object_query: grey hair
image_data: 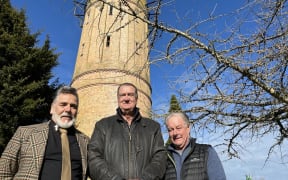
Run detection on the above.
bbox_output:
[53,86,79,104]
[165,112,190,127]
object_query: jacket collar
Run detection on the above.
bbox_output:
[116,107,141,123]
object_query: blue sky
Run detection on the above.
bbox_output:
[10,0,288,179]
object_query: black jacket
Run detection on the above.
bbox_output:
[88,108,166,180]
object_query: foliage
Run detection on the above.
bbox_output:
[168,94,182,113]
[0,0,60,153]
[246,175,253,180]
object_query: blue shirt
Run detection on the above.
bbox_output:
[169,140,226,180]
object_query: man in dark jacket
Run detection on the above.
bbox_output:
[163,112,226,180]
[88,82,166,180]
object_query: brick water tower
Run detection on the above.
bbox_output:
[71,0,151,136]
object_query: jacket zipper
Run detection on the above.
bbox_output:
[167,152,176,168]
[128,125,132,178]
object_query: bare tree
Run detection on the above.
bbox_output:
[74,0,288,162]
[147,0,288,162]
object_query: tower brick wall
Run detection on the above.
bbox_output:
[71,0,151,136]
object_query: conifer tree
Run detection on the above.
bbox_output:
[168,94,182,113]
[0,0,60,153]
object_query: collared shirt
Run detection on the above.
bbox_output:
[39,121,82,180]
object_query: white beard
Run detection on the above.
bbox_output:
[52,112,75,129]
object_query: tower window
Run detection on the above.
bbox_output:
[106,35,111,47]
[109,5,113,15]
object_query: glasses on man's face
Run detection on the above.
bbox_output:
[118,93,136,98]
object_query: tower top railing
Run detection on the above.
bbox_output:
[73,0,158,27]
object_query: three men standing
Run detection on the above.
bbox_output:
[0,83,226,180]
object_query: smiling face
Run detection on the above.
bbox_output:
[117,84,138,114]
[50,93,78,129]
[166,114,191,150]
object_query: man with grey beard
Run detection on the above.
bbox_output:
[0,86,89,180]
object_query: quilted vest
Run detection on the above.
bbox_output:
[164,140,210,180]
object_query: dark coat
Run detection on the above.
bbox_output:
[88,108,167,180]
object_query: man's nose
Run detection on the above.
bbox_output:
[171,129,178,136]
[64,105,72,112]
